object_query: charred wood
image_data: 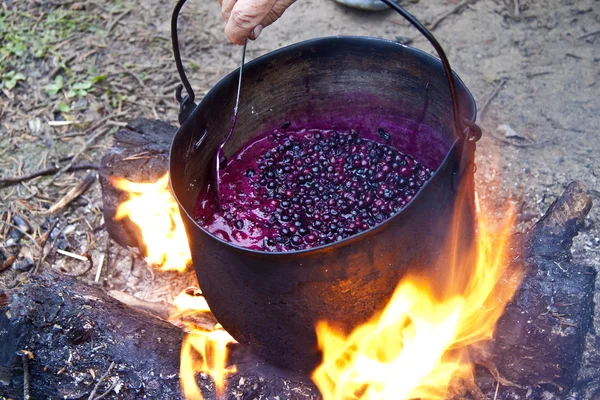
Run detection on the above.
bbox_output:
[474,182,597,399]
[99,118,176,250]
[0,274,320,399]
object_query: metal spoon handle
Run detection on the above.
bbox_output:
[234,39,247,117]
[213,39,248,207]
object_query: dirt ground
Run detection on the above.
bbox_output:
[1,0,599,397]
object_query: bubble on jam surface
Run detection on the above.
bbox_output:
[194,128,434,252]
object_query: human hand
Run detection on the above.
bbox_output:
[219,0,296,45]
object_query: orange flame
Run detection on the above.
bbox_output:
[171,289,236,400]
[110,173,234,398]
[110,173,191,272]
[180,330,237,399]
[312,188,523,399]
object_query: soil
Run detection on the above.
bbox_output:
[0,0,598,398]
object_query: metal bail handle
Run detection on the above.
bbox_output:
[172,0,196,124]
[171,0,482,166]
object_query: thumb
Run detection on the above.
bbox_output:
[225,0,279,45]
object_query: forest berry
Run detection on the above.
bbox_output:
[194,128,433,252]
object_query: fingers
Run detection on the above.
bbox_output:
[257,0,296,29]
[221,0,237,21]
[224,0,278,44]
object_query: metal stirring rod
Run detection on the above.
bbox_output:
[213,39,248,208]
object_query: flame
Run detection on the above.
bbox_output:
[110,173,235,398]
[111,170,522,399]
[180,330,237,399]
[171,289,236,400]
[312,186,523,399]
[173,289,211,313]
[110,173,191,272]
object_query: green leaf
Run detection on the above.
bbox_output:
[72,80,93,90]
[3,72,25,90]
[45,75,64,96]
[91,74,107,83]
[57,102,71,112]
[67,89,77,98]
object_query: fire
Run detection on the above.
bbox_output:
[171,289,236,400]
[111,173,235,398]
[111,170,521,399]
[110,173,191,272]
[312,188,523,399]
[180,330,237,399]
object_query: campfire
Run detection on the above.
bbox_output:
[0,119,596,400]
[108,160,522,399]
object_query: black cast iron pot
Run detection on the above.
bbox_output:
[169,0,482,373]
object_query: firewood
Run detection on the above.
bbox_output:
[473,182,597,399]
[0,273,320,399]
[99,118,176,250]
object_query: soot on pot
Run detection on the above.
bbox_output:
[194,127,434,252]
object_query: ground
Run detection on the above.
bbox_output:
[0,0,598,396]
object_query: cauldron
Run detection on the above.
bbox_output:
[169,0,482,373]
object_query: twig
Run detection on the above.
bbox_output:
[106,9,131,36]
[45,127,109,187]
[513,0,520,18]
[56,249,89,262]
[94,381,117,400]
[46,172,97,214]
[22,353,31,400]
[488,132,555,148]
[1,256,16,272]
[429,0,478,31]
[108,291,175,319]
[479,79,506,118]
[58,248,94,277]
[0,163,98,186]
[49,54,76,80]
[88,362,115,400]
[32,220,59,274]
[34,225,66,275]
[36,219,59,248]
[94,254,105,282]
[578,29,600,40]
[57,112,128,138]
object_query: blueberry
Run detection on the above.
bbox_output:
[378,127,391,141]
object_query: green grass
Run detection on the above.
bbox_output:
[0,6,99,89]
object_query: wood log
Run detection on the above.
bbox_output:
[99,118,176,250]
[473,182,597,399]
[0,273,320,399]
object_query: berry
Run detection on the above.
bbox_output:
[194,128,432,252]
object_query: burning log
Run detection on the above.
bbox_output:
[0,273,320,399]
[99,118,176,250]
[2,176,596,399]
[472,182,597,399]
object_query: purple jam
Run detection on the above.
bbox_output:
[194,128,434,252]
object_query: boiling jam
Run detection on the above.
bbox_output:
[194,127,433,252]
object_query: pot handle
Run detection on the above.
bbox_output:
[171,0,197,124]
[171,0,482,174]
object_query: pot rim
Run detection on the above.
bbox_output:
[170,35,477,257]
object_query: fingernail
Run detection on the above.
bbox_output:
[251,24,263,40]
